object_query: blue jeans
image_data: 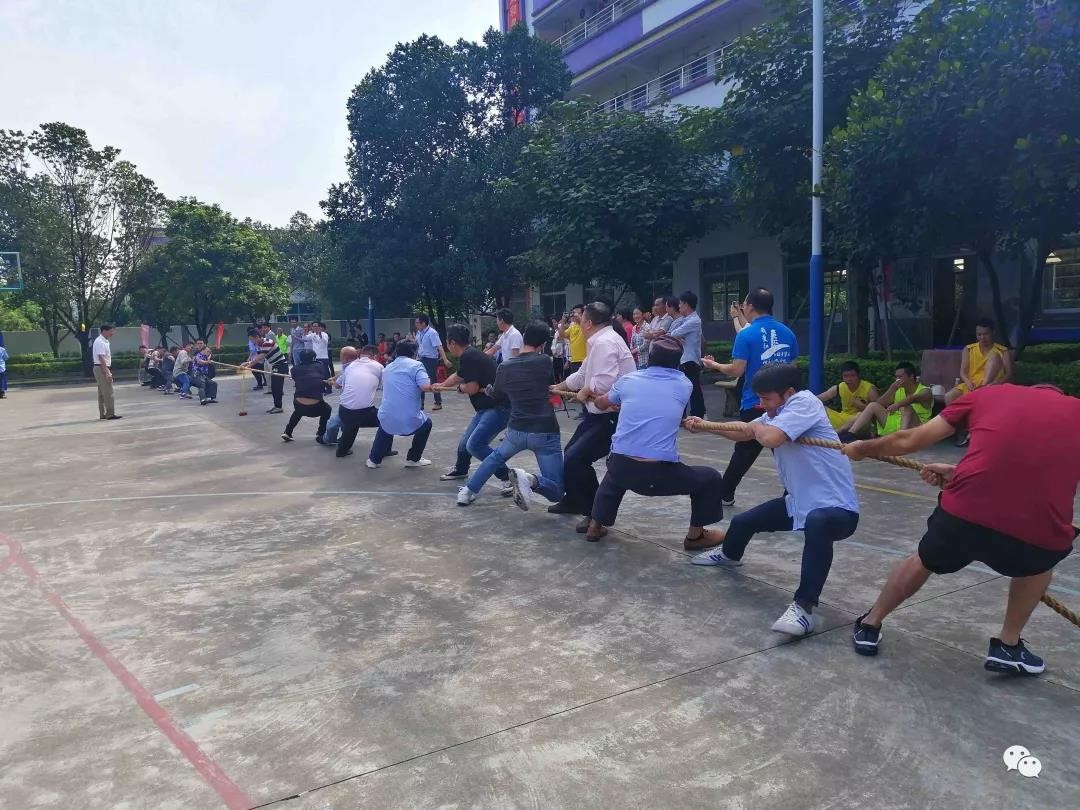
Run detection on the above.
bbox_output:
[453,408,510,480]
[721,497,859,607]
[174,372,191,395]
[325,409,342,443]
[466,429,564,502]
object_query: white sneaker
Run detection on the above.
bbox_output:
[365,459,380,469]
[770,602,815,637]
[509,468,536,512]
[457,486,477,506]
[404,458,432,468]
[500,481,515,497]
[691,547,743,567]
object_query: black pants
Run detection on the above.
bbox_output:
[681,361,705,418]
[721,407,765,499]
[552,356,566,383]
[592,454,725,528]
[285,399,331,437]
[337,404,381,457]
[270,360,287,408]
[316,359,332,393]
[252,366,265,388]
[560,411,618,515]
[419,357,442,407]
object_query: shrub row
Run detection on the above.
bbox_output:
[6,350,251,378]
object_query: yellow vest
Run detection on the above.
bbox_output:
[566,323,587,363]
[966,342,1006,387]
[838,379,874,417]
[895,383,932,423]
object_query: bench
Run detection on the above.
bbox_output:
[919,347,1015,411]
[713,378,740,418]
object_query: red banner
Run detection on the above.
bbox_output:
[215,322,225,349]
[506,0,522,28]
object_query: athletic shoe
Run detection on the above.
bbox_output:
[955,432,971,448]
[691,547,743,567]
[984,638,1045,675]
[432,404,442,411]
[404,458,432,468]
[266,407,283,414]
[500,481,515,497]
[365,459,380,469]
[457,486,477,506]
[178,393,190,399]
[208,398,218,404]
[510,468,536,512]
[200,399,208,406]
[770,602,815,637]
[852,613,882,656]
[440,468,468,481]
[336,450,354,458]
[281,433,293,442]
[315,435,328,445]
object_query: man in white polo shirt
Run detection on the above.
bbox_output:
[485,308,523,365]
[93,324,121,420]
[334,345,385,458]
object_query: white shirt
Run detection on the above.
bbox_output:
[307,331,329,360]
[338,357,383,409]
[495,326,523,362]
[92,335,112,368]
[564,325,636,414]
[174,349,191,374]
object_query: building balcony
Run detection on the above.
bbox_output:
[553,0,649,53]
[593,41,732,113]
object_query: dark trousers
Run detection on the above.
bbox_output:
[560,411,618,515]
[552,356,566,383]
[722,497,860,607]
[337,404,381,457]
[591,454,725,528]
[270,360,287,408]
[317,359,332,393]
[190,374,217,402]
[722,407,765,498]
[419,357,442,407]
[285,399,331,437]
[252,366,265,388]
[681,360,705,418]
[370,418,433,463]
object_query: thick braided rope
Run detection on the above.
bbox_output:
[687,419,1080,629]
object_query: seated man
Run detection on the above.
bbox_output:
[456,322,564,510]
[367,340,435,469]
[844,384,1078,676]
[842,361,932,437]
[687,364,860,637]
[816,360,879,437]
[945,318,1012,405]
[585,337,726,546]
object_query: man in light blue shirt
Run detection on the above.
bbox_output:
[687,363,859,638]
[367,341,436,468]
[666,290,706,417]
[414,313,448,411]
[703,287,799,505]
[585,337,726,546]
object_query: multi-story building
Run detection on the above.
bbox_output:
[503,0,1080,347]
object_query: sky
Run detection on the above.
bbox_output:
[4,0,499,226]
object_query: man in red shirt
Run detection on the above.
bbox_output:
[843,384,1079,675]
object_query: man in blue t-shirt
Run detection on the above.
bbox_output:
[703,287,798,505]
[686,363,859,638]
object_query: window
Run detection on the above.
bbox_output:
[786,265,848,321]
[700,253,749,321]
[1044,248,1080,312]
[540,290,567,318]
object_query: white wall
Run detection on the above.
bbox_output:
[642,0,707,34]
[672,223,785,318]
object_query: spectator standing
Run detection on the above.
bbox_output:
[93,325,120,420]
[0,330,8,398]
[667,291,706,418]
[415,313,449,410]
[485,308,524,365]
[630,306,649,369]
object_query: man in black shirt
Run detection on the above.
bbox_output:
[434,324,513,492]
[456,322,565,511]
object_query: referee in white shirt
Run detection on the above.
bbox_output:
[93,324,121,420]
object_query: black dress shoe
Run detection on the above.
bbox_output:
[106,415,123,420]
[386,450,399,457]
[547,500,579,515]
[335,450,354,458]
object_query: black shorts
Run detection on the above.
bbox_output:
[917,506,1072,577]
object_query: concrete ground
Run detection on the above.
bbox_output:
[0,376,1077,809]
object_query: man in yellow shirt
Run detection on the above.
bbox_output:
[558,305,588,373]
[817,361,880,437]
[945,318,1012,405]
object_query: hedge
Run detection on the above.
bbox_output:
[5,349,251,378]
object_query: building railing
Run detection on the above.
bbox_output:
[593,41,734,114]
[553,0,647,53]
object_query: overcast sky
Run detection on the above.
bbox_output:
[4,0,498,226]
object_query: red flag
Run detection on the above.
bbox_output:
[214,321,225,349]
[139,323,150,348]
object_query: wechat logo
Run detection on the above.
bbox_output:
[1003,746,1042,778]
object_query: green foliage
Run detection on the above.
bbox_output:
[0,294,43,331]
[515,101,730,306]
[130,199,289,340]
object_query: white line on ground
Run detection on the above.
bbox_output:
[154,683,201,701]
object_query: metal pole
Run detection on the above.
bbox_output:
[809,0,825,393]
[367,297,376,349]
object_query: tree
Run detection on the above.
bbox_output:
[514,100,730,307]
[0,294,42,331]
[131,199,288,341]
[827,0,1080,351]
[0,124,165,372]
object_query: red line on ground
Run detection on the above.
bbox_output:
[0,535,252,810]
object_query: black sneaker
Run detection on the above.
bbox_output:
[439,467,468,481]
[315,435,327,445]
[281,433,293,442]
[852,613,881,656]
[985,638,1045,675]
[954,432,970,448]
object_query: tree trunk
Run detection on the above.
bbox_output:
[77,330,94,377]
[976,249,1011,344]
[1014,242,1048,358]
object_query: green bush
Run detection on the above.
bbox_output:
[1019,342,1080,363]
[1013,361,1080,397]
